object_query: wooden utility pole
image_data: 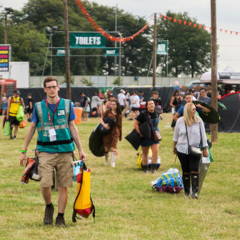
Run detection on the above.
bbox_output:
[211,0,218,143]
[4,14,7,44]
[63,0,71,99]
[152,13,157,87]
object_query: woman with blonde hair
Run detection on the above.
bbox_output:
[173,103,208,199]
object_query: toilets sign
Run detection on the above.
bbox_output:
[70,33,106,48]
[157,40,168,55]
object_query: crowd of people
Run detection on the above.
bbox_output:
[1,77,231,226]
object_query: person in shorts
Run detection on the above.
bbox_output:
[128,91,140,120]
[6,90,25,139]
[19,76,86,226]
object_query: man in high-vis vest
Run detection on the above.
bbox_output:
[6,90,25,139]
[19,76,86,226]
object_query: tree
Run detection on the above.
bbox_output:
[21,0,153,76]
[157,11,211,77]
[7,22,48,75]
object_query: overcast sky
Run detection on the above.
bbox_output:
[1,0,240,72]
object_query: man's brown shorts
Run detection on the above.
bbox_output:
[38,152,74,188]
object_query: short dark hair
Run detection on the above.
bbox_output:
[184,93,192,98]
[43,76,58,88]
[189,89,194,93]
[200,88,207,92]
[146,99,155,108]
[27,93,32,96]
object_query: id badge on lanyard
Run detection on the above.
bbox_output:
[49,128,57,142]
[46,98,60,142]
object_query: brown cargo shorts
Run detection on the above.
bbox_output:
[38,152,74,188]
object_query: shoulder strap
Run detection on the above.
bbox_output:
[147,112,155,133]
[199,122,203,145]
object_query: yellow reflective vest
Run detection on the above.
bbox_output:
[9,96,22,117]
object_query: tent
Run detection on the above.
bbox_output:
[200,67,240,85]
[218,92,240,132]
[200,71,240,85]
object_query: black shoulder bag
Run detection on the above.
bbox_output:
[185,122,202,157]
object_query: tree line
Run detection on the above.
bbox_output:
[0,0,211,77]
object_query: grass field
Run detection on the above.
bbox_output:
[0,113,239,240]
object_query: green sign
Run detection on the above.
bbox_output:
[56,48,71,56]
[105,48,119,56]
[157,40,168,55]
[70,32,106,48]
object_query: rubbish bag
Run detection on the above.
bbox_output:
[16,105,25,122]
[3,121,11,136]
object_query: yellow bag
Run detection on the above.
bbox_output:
[137,149,161,169]
[72,162,95,222]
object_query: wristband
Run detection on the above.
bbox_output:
[19,149,27,153]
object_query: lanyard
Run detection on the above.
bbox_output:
[46,98,60,125]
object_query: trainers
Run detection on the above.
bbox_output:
[151,169,157,174]
[10,134,13,139]
[43,204,54,225]
[111,162,115,168]
[56,215,65,226]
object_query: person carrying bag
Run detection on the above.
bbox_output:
[173,103,208,199]
[134,99,161,174]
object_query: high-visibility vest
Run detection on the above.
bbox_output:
[9,96,21,117]
[36,98,75,153]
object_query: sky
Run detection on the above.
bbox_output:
[1,0,240,73]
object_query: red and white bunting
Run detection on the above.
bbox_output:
[159,14,240,36]
[74,0,152,43]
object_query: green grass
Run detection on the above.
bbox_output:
[0,114,239,240]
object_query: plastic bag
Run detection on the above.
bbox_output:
[73,160,82,182]
[16,105,25,122]
[3,121,11,136]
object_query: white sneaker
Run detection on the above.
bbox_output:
[111,162,115,168]
[104,160,108,165]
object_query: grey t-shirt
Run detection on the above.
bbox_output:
[199,96,211,105]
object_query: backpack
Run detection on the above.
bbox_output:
[72,161,95,222]
[152,168,183,193]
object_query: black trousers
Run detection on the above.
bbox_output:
[177,151,201,174]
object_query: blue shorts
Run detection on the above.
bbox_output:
[141,137,160,146]
[2,103,7,109]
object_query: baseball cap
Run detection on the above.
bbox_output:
[14,90,20,94]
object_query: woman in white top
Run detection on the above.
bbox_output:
[128,91,140,120]
[91,93,102,116]
[173,103,208,199]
